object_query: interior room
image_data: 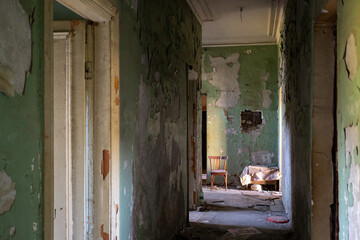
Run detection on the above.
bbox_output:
[0,0,358,239]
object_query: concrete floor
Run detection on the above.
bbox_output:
[175,186,293,240]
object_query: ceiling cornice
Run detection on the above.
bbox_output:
[186,0,215,24]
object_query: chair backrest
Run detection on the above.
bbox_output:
[209,156,228,171]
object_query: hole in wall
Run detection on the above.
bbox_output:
[240,110,263,132]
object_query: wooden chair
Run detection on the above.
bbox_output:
[209,156,228,191]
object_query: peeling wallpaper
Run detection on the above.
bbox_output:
[337,0,360,239]
[0,0,44,239]
[201,45,279,185]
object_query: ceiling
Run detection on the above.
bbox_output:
[187,0,285,46]
[316,0,337,24]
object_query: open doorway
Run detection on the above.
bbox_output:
[44,0,119,239]
[201,94,207,177]
[183,0,291,239]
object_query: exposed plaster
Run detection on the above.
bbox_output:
[0,171,16,215]
[0,63,15,97]
[261,90,272,109]
[345,126,360,240]
[9,226,16,237]
[261,72,270,81]
[0,0,32,95]
[345,33,358,81]
[204,53,240,109]
[32,222,37,232]
[251,119,266,142]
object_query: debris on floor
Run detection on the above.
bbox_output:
[267,216,290,224]
[177,186,292,240]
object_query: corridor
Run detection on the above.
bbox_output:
[0,0,359,239]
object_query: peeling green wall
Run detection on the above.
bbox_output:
[337,0,360,239]
[279,0,328,238]
[201,45,279,184]
[0,0,44,239]
[118,0,201,239]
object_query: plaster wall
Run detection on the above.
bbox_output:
[312,25,336,240]
[279,0,329,238]
[337,0,360,239]
[201,45,279,185]
[0,0,44,239]
[279,0,312,238]
[117,0,202,239]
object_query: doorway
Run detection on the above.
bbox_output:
[44,0,120,239]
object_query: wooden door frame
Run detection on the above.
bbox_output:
[44,0,120,239]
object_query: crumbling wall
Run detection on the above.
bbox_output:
[118,0,201,239]
[337,0,360,239]
[0,0,44,239]
[311,25,336,240]
[279,0,328,238]
[201,45,279,185]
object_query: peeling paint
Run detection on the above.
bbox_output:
[204,53,240,109]
[9,226,16,237]
[0,171,16,215]
[224,127,237,135]
[100,224,109,240]
[345,33,358,81]
[101,149,110,180]
[0,0,32,95]
[261,72,270,81]
[261,90,272,109]
[202,45,278,185]
[32,222,37,232]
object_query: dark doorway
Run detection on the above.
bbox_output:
[201,94,207,171]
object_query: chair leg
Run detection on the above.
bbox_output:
[225,173,227,191]
[211,175,214,191]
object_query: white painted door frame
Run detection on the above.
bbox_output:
[44,0,120,239]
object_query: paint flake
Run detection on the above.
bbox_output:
[203,53,241,109]
[0,0,32,95]
[9,226,15,237]
[0,171,16,215]
[261,90,272,109]
[345,33,358,81]
[345,125,360,240]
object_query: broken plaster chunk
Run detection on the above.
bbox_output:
[345,125,359,167]
[0,171,16,215]
[0,0,32,95]
[345,33,358,81]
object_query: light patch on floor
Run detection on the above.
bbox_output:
[177,187,292,240]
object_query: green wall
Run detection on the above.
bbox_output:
[202,45,279,184]
[337,0,360,239]
[0,0,44,239]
